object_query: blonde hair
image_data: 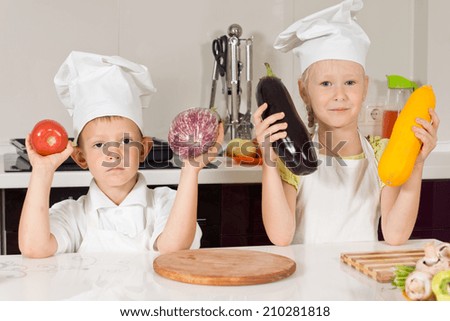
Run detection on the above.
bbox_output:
[300,66,315,129]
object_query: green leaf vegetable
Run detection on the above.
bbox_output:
[391,265,415,290]
[367,135,390,163]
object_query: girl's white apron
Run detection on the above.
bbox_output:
[294,131,381,244]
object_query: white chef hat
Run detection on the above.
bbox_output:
[54,51,157,143]
[274,0,370,75]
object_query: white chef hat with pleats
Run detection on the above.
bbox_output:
[274,0,370,75]
[54,51,157,143]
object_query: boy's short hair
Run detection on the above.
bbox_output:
[77,115,144,147]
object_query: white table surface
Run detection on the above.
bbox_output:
[0,239,435,301]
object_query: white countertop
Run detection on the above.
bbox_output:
[0,239,434,300]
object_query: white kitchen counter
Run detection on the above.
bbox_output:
[0,239,436,300]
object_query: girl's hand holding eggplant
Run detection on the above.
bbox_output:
[253,103,287,163]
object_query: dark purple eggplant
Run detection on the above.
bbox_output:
[256,63,317,175]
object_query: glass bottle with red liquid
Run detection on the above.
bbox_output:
[382,75,418,138]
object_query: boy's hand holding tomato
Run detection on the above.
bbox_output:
[27,119,73,171]
[30,119,69,155]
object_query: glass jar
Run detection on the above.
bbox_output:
[382,75,417,138]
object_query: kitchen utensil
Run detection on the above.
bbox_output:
[245,38,253,115]
[212,36,227,77]
[209,36,227,109]
[209,60,219,109]
[340,249,424,282]
[229,34,240,139]
[236,37,254,140]
[153,248,296,286]
[10,138,76,165]
[209,24,253,141]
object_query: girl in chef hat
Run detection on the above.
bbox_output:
[253,0,439,245]
[19,51,222,257]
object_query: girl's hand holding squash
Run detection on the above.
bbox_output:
[413,108,440,165]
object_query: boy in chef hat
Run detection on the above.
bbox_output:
[19,51,222,257]
[253,0,439,245]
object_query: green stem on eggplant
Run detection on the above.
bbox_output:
[264,62,276,78]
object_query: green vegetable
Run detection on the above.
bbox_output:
[367,135,389,162]
[392,265,415,290]
[431,270,450,301]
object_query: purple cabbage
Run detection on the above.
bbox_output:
[168,107,220,159]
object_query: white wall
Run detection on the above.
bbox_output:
[118,0,294,139]
[0,0,118,140]
[427,0,450,141]
[0,0,447,144]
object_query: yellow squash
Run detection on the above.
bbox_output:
[378,85,436,186]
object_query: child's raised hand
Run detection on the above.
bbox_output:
[25,134,74,172]
[412,108,440,164]
[253,103,288,160]
[183,123,224,170]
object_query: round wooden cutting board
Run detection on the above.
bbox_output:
[153,248,296,286]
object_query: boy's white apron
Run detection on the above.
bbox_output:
[78,204,151,253]
[294,132,381,244]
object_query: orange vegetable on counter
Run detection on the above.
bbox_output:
[378,85,436,186]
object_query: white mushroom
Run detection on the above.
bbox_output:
[415,242,449,275]
[405,271,434,301]
[436,242,450,263]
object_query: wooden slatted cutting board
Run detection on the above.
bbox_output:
[340,249,424,283]
[153,248,296,286]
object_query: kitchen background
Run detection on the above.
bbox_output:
[0,0,448,145]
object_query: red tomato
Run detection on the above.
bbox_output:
[30,119,69,156]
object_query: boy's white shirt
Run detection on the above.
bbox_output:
[49,173,202,253]
[294,131,381,244]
